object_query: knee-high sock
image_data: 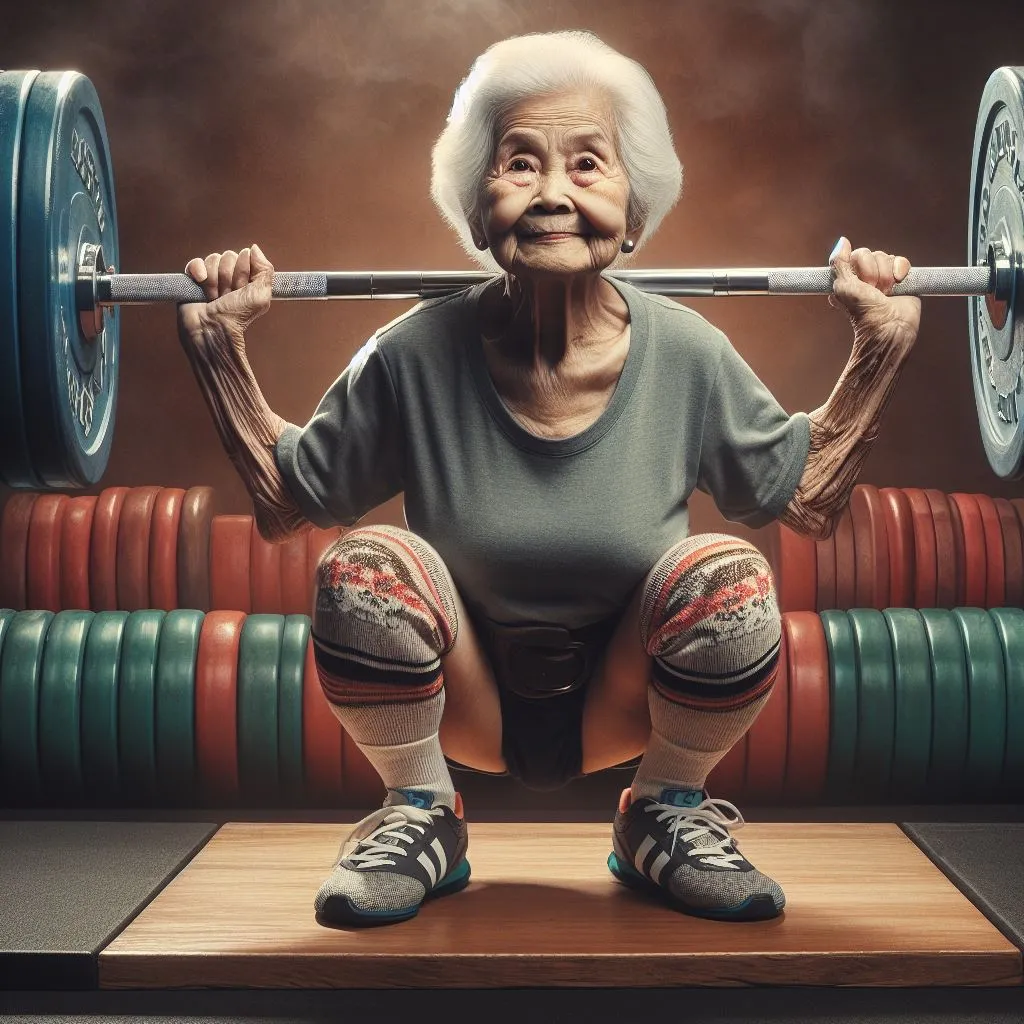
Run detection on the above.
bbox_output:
[312,526,458,809]
[631,533,780,800]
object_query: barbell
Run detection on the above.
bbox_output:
[1,66,1023,490]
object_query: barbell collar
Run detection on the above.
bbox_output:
[89,263,996,312]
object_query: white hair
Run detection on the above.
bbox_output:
[430,31,684,273]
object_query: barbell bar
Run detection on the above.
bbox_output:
[2,66,1024,491]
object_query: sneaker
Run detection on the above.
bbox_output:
[608,787,785,921]
[314,790,470,926]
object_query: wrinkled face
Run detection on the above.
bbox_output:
[471,88,637,279]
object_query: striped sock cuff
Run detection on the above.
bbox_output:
[314,633,444,706]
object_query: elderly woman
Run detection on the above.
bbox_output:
[177,31,919,926]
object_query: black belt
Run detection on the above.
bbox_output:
[475,614,614,700]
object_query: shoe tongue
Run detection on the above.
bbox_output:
[659,787,704,808]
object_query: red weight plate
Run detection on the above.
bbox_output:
[706,731,747,804]
[815,534,837,611]
[903,488,938,607]
[116,486,160,611]
[306,525,343,586]
[994,497,1024,607]
[209,515,252,613]
[303,632,343,801]
[833,505,857,609]
[973,494,1005,609]
[742,629,788,804]
[946,494,967,607]
[59,496,97,610]
[194,609,243,802]
[178,486,215,612]
[341,725,386,809]
[924,490,958,608]
[948,493,987,608]
[149,488,184,611]
[279,529,311,615]
[768,523,816,613]
[879,487,916,608]
[89,487,128,611]
[26,494,68,611]
[0,493,38,610]
[782,611,830,802]
[250,519,283,614]
[850,484,890,610]
[1012,499,1024,540]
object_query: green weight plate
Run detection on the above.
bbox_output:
[952,607,1006,792]
[0,71,43,488]
[279,615,309,795]
[920,608,969,799]
[848,609,896,799]
[18,71,119,488]
[238,614,283,802]
[988,607,1024,797]
[155,609,203,804]
[38,609,93,800]
[0,610,53,802]
[968,66,1024,480]
[821,611,858,801]
[882,609,932,801]
[81,610,127,801]
[118,610,165,801]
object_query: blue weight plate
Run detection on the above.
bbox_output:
[0,71,43,488]
[18,71,119,488]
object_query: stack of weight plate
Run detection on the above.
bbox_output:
[768,484,1024,612]
[0,608,383,808]
[0,486,216,612]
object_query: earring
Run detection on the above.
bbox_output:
[621,239,635,254]
[475,237,489,251]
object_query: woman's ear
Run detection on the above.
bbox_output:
[469,217,488,251]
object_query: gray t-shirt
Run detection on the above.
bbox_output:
[275,276,810,629]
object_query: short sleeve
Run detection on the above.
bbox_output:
[274,334,405,528]
[696,335,810,527]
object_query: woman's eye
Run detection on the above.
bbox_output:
[508,158,531,172]
[578,157,598,171]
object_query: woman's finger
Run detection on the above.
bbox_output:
[218,250,238,297]
[203,253,221,301]
[232,247,251,291]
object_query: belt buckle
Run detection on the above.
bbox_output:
[504,624,587,699]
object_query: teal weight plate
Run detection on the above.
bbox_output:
[0,610,53,802]
[118,610,165,802]
[848,609,896,799]
[988,608,1024,798]
[882,609,932,801]
[0,71,42,488]
[821,611,858,801]
[920,608,969,799]
[238,614,283,802]
[81,610,128,801]
[38,609,93,800]
[279,615,309,796]
[155,609,203,804]
[952,607,1006,792]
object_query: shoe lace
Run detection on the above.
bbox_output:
[644,795,746,869]
[338,805,444,870]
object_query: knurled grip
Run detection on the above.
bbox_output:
[107,272,330,303]
[767,265,992,296]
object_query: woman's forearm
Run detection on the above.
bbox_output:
[779,332,913,540]
[181,319,308,542]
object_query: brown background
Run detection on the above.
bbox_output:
[4,0,1024,545]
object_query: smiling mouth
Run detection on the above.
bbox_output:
[521,232,581,240]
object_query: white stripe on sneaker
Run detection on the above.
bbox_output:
[430,837,447,878]
[417,850,438,886]
[634,835,657,875]
[649,850,670,885]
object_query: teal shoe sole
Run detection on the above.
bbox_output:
[317,857,472,927]
[607,851,782,922]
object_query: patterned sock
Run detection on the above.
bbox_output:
[313,526,459,809]
[631,533,780,801]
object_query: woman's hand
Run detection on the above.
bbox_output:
[828,237,921,356]
[176,243,274,347]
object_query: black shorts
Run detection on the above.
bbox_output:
[444,610,642,791]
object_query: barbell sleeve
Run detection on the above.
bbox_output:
[95,264,995,306]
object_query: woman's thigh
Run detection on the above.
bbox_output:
[437,583,507,773]
[580,582,653,774]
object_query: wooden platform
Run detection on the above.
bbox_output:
[99,822,1023,989]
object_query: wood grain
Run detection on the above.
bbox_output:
[99,822,1021,989]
